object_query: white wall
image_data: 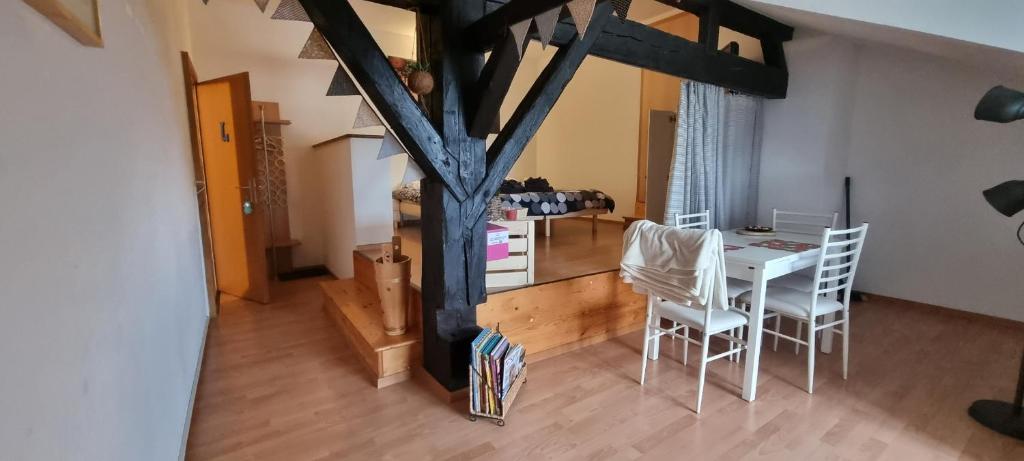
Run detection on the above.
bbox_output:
[186,0,415,267]
[533,51,643,221]
[318,138,395,278]
[759,31,1024,321]
[1,1,209,459]
[757,32,859,221]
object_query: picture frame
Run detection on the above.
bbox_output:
[23,0,103,48]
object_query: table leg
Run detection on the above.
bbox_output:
[820,313,835,354]
[742,268,767,401]
[545,218,552,237]
[820,275,838,354]
[647,296,660,361]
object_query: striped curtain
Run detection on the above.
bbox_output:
[664,81,763,229]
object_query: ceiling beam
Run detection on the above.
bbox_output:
[651,0,793,41]
[550,18,787,98]
[468,0,575,51]
[359,0,438,12]
[466,32,526,138]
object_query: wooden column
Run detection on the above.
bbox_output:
[417,0,488,391]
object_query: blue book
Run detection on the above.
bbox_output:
[470,329,493,413]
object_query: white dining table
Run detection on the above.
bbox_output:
[646,229,832,402]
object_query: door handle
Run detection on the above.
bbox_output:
[220,122,230,142]
[237,177,258,215]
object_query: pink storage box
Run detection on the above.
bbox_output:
[486,223,510,261]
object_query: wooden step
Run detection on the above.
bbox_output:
[321,278,421,388]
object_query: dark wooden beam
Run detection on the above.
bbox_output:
[549,18,787,98]
[297,0,468,201]
[361,0,438,12]
[651,0,793,41]
[468,0,573,51]
[467,32,525,138]
[761,39,787,71]
[697,0,721,51]
[472,2,614,221]
[418,0,491,391]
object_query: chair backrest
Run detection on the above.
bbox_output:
[772,208,839,235]
[674,210,710,230]
[809,223,869,312]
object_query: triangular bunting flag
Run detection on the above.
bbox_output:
[327,65,360,96]
[272,0,311,22]
[254,0,270,13]
[352,100,383,128]
[377,131,406,160]
[401,156,427,185]
[533,7,561,49]
[509,19,531,59]
[298,29,335,60]
[566,0,596,37]
[611,0,632,21]
[202,0,209,4]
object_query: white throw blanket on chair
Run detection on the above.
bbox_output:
[619,220,729,311]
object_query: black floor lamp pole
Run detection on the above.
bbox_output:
[969,85,1024,440]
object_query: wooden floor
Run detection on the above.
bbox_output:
[397,217,625,289]
[186,278,1024,460]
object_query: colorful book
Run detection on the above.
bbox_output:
[470,328,492,413]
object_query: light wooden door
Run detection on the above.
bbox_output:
[196,73,270,304]
[645,110,677,223]
[181,52,219,316]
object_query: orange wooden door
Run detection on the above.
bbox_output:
[196,73,270,303]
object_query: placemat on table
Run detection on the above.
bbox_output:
[724,244,744,252]
[749,239,819,252]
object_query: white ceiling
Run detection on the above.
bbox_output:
[735,0,1024,76]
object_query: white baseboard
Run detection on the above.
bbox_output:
[178,317,210,461]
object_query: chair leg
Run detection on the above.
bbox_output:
[807,316,816,394]
[640,323,651,386]
[729,328,738,362]
[773,315,781,351]
[842,312,850,380]
[696,332,711,414]
[640,300,654,385]
[795,321,802,355]
[683,326,690,367]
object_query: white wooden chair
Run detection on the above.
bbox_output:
[639,294,749,414]
[769,209,839,291]
[674,211,751,360]
[739,223,869,394]
[772,208,840,236]
[768,209,840,353]
[674,210,711,230]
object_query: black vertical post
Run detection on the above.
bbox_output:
[418,0,488,391]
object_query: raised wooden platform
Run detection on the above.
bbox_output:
[321,278,421,388]
[328,241,644,393]
[476,271,647,361]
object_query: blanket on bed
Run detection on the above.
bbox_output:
[392,182,615,217]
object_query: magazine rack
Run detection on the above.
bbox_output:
[468,364,527,426]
